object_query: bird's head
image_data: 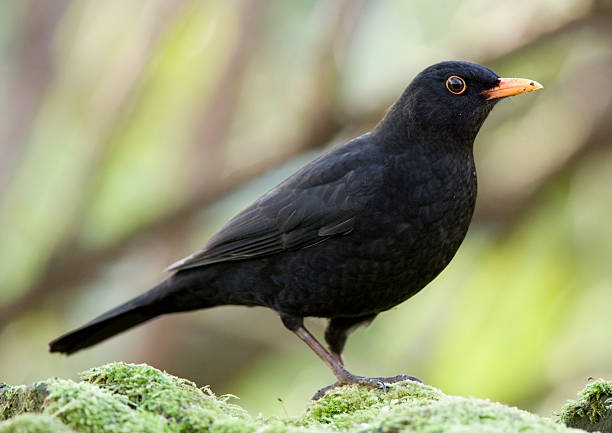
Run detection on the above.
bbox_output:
[375,61,543,149]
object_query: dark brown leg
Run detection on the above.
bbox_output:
[293,326,421,399]
[332,353,345,366]
[281,315,421,399]
[294,326,358,382]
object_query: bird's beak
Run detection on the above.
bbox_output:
[481,78,543,100]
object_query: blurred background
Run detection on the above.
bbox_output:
[1,0,611,418]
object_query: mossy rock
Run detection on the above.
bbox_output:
[0,362,594,433]
[557,379,612,432]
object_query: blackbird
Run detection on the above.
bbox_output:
[49,61,542,395]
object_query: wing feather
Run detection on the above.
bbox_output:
[166,136,384,272]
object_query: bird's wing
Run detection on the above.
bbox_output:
[166,141,384,271]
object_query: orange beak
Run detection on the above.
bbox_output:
[482,78,543,100]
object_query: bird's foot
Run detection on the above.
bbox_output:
[372,374,423,384]
[311,374,423,400]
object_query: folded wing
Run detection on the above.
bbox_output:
[167,140,384,272]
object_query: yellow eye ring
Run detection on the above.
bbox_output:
[446,76,466,95]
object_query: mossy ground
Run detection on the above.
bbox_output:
[557,379,612,432]
[0,362,597,433]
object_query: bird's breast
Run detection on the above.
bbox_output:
[329,149,478,312]
[268,148,478,318]
[375,149,477,263]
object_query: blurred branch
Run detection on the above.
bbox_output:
[54,0,194,245]
[472,2,612,224]
[185,0,262,191]
[481,1,612,64]
[0,0,70,197]
[477,56,612,227]
[0,0,192,328]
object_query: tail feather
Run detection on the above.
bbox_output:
[49,277,191,354]
[49,303,158,354]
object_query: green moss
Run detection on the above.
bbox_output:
[0,364,263,433]
[301,381,442,425]
[0,414,75,433]
[44,378,167,433]
[558,379,612,432]
[0,383,48,421]
[0,363,586,433]
[296,382,574,433]
[79,363,253,432]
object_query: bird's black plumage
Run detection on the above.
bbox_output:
[49,61,542,394]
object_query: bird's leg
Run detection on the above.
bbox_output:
[332,353,345,366]
[293,326,357,382]
[293,326,421,399]
[324,314,378,366]
[282,315,421,399]
[282,315,359,382]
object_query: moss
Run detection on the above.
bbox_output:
[0,414,75,433]
[296,382,575,433]
[44,378,167,433]
[0,382,49,420]
[0,363,586,433]
[79,363,253,433]
[300,381,442,425]
[558,379,612,432]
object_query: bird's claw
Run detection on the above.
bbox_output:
[311,374,422,400]
[374,374,423,384]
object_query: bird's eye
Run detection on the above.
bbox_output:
[445,76,466,95]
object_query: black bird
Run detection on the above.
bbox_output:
[50,61,542,395]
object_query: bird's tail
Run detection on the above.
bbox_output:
[49,273,205,354]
